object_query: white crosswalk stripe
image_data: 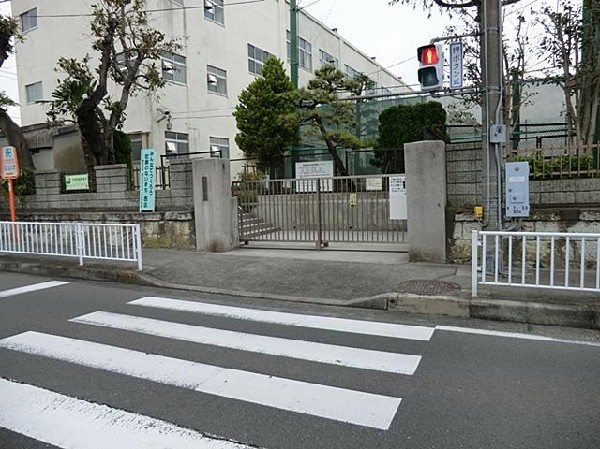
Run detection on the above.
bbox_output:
[0,378,256,449]
[0,281,69,298]
[129,296,434,341]
[1,293,433,446]
[0,331,402,429]
[70,311,422,374]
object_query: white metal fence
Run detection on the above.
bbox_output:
[471,230,600,297]
[0,222,142,270]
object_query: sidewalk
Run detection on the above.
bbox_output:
[1,243,599,330]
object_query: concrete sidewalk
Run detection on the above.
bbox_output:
[1,244,599,330]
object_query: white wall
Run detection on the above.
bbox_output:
[12,0,411,177]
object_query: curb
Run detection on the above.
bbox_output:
[382,292,600,330]
[2,259,598,330]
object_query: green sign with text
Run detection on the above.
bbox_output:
[65,173,89,191]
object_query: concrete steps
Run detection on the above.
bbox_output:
[239,212,280,240]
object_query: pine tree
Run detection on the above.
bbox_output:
[234,58,298,178]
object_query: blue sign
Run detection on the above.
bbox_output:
[139,149,156,212]
[449,41,463,89]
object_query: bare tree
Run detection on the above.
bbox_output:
[534,0,599,146]
[48,0,180,171]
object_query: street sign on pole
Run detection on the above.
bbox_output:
[1,146,20,224]
[1,146,20,179]
[449,41,463,89]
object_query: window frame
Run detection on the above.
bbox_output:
[164,131,189,156]
[298,37,312,72]
[207,65,228,96]
[344,64,360,81]
[162,52,187,85]
[20,8,38,33]
[25,81,43,104]
[247,43,273,76]
[204,0,224,25]
[209,137,230,159]
[319,50,337,68]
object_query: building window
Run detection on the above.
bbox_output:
[25,81,43,104]
[165,131,189,156]
[248,44,272,76]
[21,8,37,33]
[298,37,312,72]
[286,31,312,71]
[344,64,360,80]
[207,65,227,96]
[128,133,148,162]
[204,0,224,25]
[209,137,229,159]
[319,50,337,68]
[162,52,187,84]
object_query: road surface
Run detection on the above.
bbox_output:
[0,272,598,449]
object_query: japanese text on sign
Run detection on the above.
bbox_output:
[449,41,463,89]
[139,149,156,212]
[1,146,20,179]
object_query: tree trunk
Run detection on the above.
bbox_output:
[0,109,36,172]
[76,99,104,171]
[316,120,350,177]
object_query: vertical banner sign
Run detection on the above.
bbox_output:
[389,175,407,220]
[1,146,21,223]
[449,41,463,89]
[139,149,156,212]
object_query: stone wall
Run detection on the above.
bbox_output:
[0,160,196,249]
[449,207,600,263]
[446,142,600,207]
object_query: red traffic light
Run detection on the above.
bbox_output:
[417,45,439,65]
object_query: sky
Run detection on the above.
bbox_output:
[0,0,451,123]
[301,0,449,86]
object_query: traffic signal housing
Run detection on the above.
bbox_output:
[417,44,443,92]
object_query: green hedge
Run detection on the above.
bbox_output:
[510,150,598,179]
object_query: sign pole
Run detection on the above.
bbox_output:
[7,178,16,222]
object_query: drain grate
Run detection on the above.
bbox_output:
[398,280,460,295]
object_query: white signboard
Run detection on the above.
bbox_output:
[366,177,383,191]
[449,41,463,89]
[295,161,333,192]
[389,175,407,220]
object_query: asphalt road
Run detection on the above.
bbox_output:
[1,272,599,449]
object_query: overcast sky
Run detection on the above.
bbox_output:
[0,0,450,123]
[302,0,448,86]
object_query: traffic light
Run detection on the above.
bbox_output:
[417,44,443,92]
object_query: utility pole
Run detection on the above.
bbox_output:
[481,0,504,231]
[290,0,299,89]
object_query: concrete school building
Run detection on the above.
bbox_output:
[10,0,411,176]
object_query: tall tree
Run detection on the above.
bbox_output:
[47,0,180,171]
[233,58,298,178]
[535,0,599,145]
[298,65,366,177]
[0,14,35,171]
[373,101,447,173]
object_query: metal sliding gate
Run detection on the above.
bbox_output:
[233,175,407,248]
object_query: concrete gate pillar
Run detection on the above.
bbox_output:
[404,140,447,263]
[192,158,235,252]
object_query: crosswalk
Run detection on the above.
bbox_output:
[0,279,434,448]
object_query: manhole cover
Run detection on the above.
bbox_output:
[398,280,460,295]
